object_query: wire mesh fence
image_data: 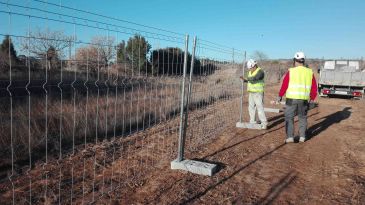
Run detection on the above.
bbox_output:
[182,40,244,158]
[0,0,247,204]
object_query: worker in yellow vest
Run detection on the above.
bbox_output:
[241,59,267,129]
[277,52,317,143]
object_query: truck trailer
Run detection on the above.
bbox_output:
[318,60,365,98]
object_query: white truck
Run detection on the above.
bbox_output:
[318,60,365,98]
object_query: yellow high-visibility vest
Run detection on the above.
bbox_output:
[247,67,264,93]
[286,66,313,100]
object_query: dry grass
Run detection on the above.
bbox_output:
[0,63,239,177]
[0,62,271,204]
[0,63,244,204]
[0,79,178,164]
[0,60,318,171]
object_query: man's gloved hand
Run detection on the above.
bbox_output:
[308,99,317,110]
[276,96,282,103]
[239,76,247,82]
[239,76,244,81]
[271,96,282,105]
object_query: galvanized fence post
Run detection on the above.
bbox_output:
[239,51,246,123]
[232,48,235,64]
[177,35,189,162]
[182,36,197,148]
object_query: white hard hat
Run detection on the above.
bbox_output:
[247,59,257,69]
[294,51,305,60]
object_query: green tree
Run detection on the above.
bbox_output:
[116,40,126,63]
[125,34,151,72]
[0,35,18,61]
[46,46,59,70]
[0,35,19,69]
[150,47,201,75]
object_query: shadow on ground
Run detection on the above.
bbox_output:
[181,143,286,204]
[307,107,351,140]
[254,171,297,205]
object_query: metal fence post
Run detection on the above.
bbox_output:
[182,36,197,147]
[232,48,235,64]
[177,34,189,162]
[239,51,246,123]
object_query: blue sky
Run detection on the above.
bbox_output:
[1,0,364,59]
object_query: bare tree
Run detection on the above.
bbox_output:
[250,50,268,61]
[20,27,74,60]
[91,36,116,66]
[75,46,99,72]
[75,36,116,72]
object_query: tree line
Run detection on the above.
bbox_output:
[0,28,215,76]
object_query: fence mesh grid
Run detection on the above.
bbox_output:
[183,40,243,158]
[0,1,253,204]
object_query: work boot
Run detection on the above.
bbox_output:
[285,138,294,143]
[299,137,306,143]
[261,123,268,130]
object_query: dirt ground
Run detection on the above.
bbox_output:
[1,83,365,205]
[114,84,365,205]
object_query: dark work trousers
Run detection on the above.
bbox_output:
[284,99,309,139]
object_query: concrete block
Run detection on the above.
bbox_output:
[270,101,286,105]
[264,107,282,113]
[171,159,217,176]
[236,122,263,129]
